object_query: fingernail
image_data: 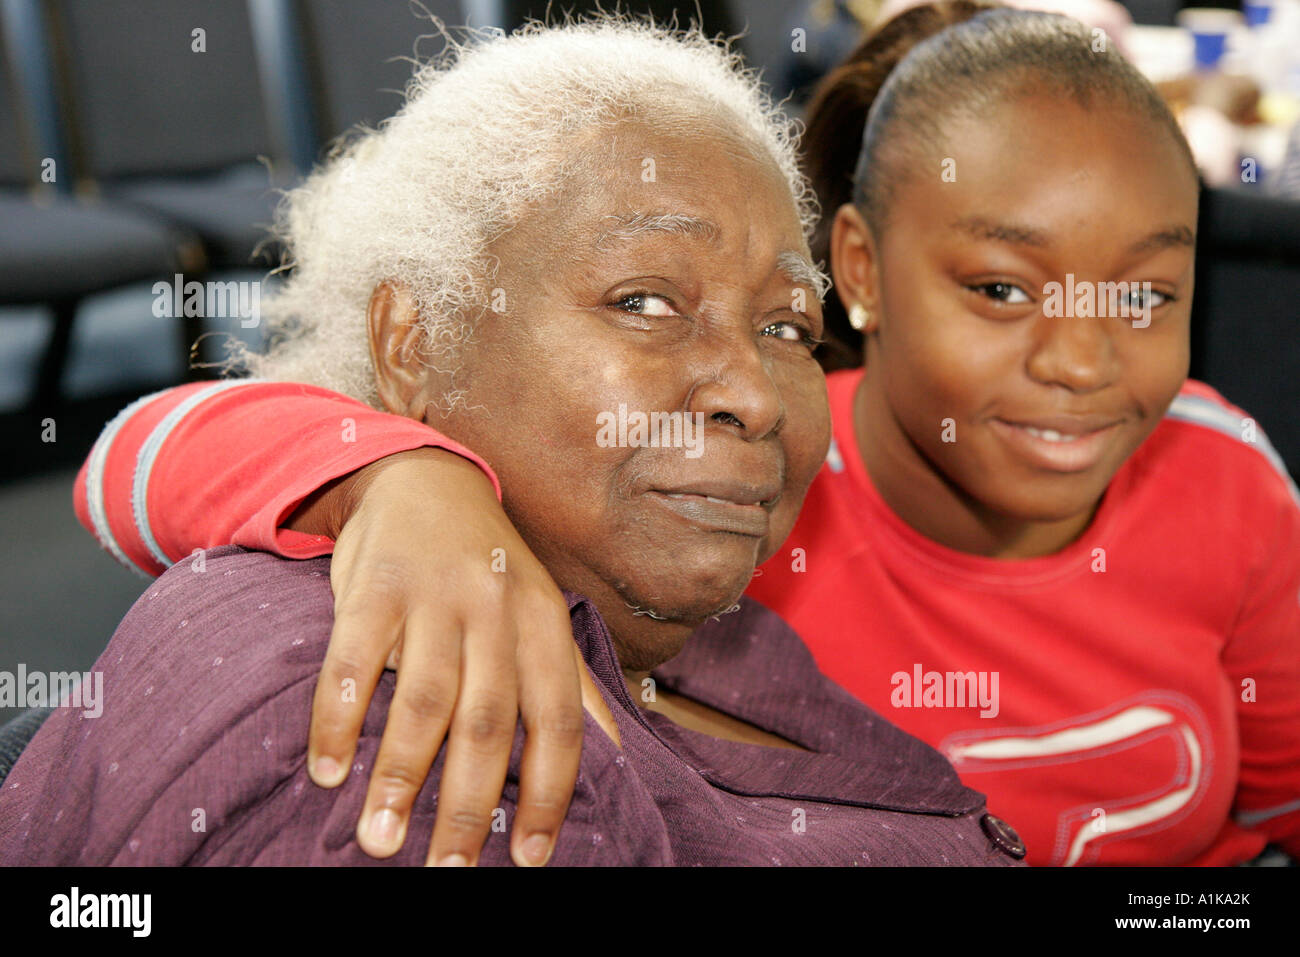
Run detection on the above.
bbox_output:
[367,808,401,847]
[312,755,342,785]
[436,853,470,866]
[520,833,552,867]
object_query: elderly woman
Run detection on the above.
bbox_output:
[0,19,1021,865]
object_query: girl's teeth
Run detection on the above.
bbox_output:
[1023,426,1076,443]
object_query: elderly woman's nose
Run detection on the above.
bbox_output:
[685,336,785,440]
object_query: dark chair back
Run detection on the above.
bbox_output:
[0,22,33,186]
[1191,186,1300,479]
[1117,0,1184,26]
[48,0,280,180]
[299,0,464,146]
[0,707,53,786]
[0,1,61,189]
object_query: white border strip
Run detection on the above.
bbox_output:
[131,380,261,568]
[1166,395,1300,507]
[85,389,174,572]
[1236,797,1300,828]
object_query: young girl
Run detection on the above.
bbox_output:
[74,7,1300,865]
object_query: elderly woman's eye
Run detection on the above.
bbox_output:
[613,293,679,317]
[970,281,1031,304]
[761,320,821,348]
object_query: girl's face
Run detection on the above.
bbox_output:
[840,93,1198,532]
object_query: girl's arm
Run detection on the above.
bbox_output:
[75,379,595,867]
[74,379,499,574]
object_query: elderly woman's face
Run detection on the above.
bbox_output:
[408,122,829,664]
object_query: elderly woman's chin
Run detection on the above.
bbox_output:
[614,536,760,626]
[595,488,802,632]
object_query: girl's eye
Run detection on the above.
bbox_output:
[613,293,679,318]
[1129,287,1171,310]
[761,320,822,349]
[971,281,1031,304]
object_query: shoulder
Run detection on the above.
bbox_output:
[1132,380,1298,514]
[5,551,670,864]
[1,548,335,863]
[114,547,338,713]
[140,550,336,845]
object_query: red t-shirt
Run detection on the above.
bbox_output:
[75,373,1300,865]
[748,369,1300,866]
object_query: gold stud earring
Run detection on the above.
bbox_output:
[849,303,872,332]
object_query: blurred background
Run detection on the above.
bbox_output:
[1,0,1297,723]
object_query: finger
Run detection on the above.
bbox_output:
[356,610,462,858]
[427,617,518,866]
[509,596,585,867]
[308,591,400,788]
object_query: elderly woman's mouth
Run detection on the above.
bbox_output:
[647,482,780,537]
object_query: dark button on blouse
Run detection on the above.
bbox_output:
[981,813,1027,859]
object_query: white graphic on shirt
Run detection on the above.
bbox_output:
[940,692,1211,866]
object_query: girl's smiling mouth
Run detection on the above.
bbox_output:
[989,416,1125,473]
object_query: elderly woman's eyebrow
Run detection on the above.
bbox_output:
[777,250,831,302]
[592,212,828,301]
[594,212,722,248]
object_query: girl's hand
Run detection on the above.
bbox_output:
[292,447,614,866]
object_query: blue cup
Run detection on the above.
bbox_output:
[1242,0,1273,28]
[1192,31,1228,69]
[1177,8,1245,72]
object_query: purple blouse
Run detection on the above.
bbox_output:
[0,547,1023,865]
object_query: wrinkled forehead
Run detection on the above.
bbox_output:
[535,114,808,253]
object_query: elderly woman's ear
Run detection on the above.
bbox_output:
[367,281,433,419]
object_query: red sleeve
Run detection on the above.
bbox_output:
[1222,458,1300,859]
[74,380,501,577]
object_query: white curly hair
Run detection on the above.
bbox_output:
[237,14,819,409]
